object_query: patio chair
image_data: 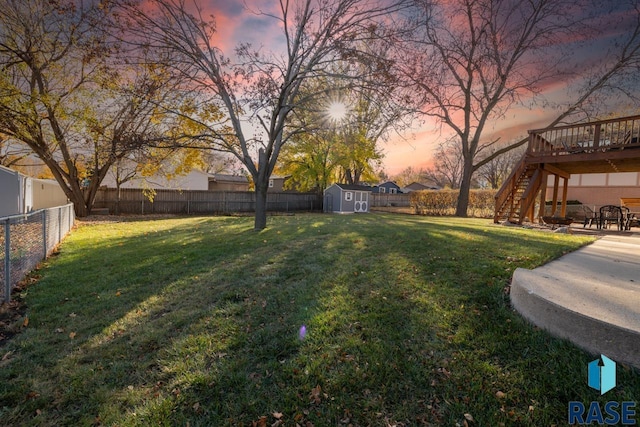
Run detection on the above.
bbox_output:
[599,205,623,231]
[620,206,632,230]
[581,205,598,228]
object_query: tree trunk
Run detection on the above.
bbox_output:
[254,183,268,230]
[455,157,474,217]
[72,196,90,217]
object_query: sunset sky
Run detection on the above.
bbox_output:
[200,0,638,176]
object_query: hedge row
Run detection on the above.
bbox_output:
[409,189,497,218]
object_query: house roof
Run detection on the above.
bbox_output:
[0,164,25,177]
[404,181,439,190]
[333,183,373,192]
[209,174,249,183]
[377,181,400,187]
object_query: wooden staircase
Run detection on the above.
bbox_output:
[494,156,544,224]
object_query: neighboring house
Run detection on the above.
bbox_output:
[0,165,30,217]
[102,169,249,192]
[372,181,402,194]
[209,174,250,191]
[268,175,290,192]
[323,183,372,214]
[402,181,440,193]
[31,178,69,210]
[0,165,68,217]
[545,172,640,209]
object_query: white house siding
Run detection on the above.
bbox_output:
[102,169,211,191]
[31,179,69,210]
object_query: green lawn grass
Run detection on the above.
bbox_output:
[0,213,638,426]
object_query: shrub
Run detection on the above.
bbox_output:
[410,189,497,218]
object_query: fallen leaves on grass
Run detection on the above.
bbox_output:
[309,385,322,404]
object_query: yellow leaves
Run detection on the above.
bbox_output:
[171,148,206,176]
[69,331,76,339]
[22,316,29,327]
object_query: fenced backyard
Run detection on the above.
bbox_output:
[93,188,323,215]
[0,204,75,303]
[2,214,637,426]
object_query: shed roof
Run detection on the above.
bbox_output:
[333,183,373,192]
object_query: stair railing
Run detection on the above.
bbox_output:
[518,168,543,223]
[494,155,527,222]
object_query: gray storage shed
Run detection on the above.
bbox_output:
[323,183,372,214]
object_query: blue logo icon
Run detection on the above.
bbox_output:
[588,354,616,395]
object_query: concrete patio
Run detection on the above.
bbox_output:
[511,233,640,369]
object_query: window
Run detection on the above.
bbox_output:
[379,187,386,193]
[345,191,353,201]
[390,188,397,194]
[268,179,274,188]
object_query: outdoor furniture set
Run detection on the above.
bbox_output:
[582,204,639,231]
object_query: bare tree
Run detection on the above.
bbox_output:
[397,0,640,216]
[119,0,409,229]
[424,139,464,189]
[475,142,526,189]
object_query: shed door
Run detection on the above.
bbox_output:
[354,192,368,213]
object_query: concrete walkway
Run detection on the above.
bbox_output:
[511,234,640,369]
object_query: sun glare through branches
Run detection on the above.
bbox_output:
[324,99,350,125]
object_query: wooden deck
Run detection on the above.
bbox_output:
[495,115,640,223]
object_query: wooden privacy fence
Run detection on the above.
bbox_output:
[370,193,411,207]
[94,188,323,215]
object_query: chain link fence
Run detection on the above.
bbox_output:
[0,204,75,303]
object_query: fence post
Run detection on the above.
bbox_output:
[4,220,10,304]
[42,209,47,258]
[58,207,62,243]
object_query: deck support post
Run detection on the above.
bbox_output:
[551,175,560,216]
[537,171,548,223]
[561,177,569,218]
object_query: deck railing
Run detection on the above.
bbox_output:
[528,115,640,156]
